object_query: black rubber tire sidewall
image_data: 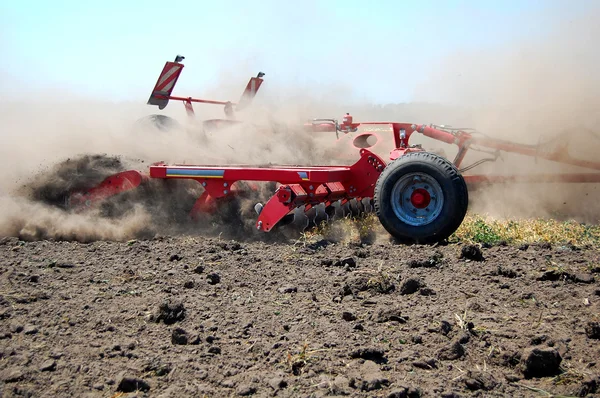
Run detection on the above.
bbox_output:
[374,152,468,244]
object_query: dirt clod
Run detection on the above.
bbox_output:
[171,327,189,345]
[361,375,390,391]
[116,376,151,393]
[537,270,595,284]
[521,347,562,378]
[183,280,195,289]
[387,387,421,397]
[464,371,497,391]
[349,347,386,362]
[342,311,356,321]
[407,252,444,268]
[412,335,423,344]
[585,322,600,339]
[574,273,595,284]
[578,376,600,396]
[1,368,24,383]
[373,307,408,323]
[412,359,437,369]
[419,287,436,296]
[267,377,287,390]
[345,274,395,295]
[530,334,549,345]
[277,286,297,294]
[207,273,221,285]
[332,257,357,268]
[438,320,453,336]
[236,384,257,396]
[39,359,56,372]
[353,323,364,331]
[437,341,465,361]
[400,278,423,295]
[494,266,519,278]
[460,244,484,261]
[143,358,172,377]
[23,325,38,335]
[457,331,470,344]
[155,300,186,325]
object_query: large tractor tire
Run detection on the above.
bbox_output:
[373,151,468,244]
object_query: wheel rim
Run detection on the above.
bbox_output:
[391,172,444,226]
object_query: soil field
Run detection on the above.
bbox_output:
[1,234,599,398]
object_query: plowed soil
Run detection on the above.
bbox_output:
[1,235,599,397]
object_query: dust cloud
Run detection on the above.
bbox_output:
[0,197,152,242]
[0,82,362,242]
[410,6,600,224]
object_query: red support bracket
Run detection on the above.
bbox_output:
[197,179,238,199]
[341,149,386,199]
[183,98,195,117]
[257,184,308,232]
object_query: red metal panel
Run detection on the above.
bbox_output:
[312,185,329,201]
[289,185,308,202]
[324,182,347,201]
[148,61,185,109]
[149,164,353,184]
[237,76,264,110]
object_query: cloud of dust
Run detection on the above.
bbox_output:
[0,197,153,242]
[411,6,600,223]
[0,71,370,242]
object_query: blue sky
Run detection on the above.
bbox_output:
[0,0,593,104]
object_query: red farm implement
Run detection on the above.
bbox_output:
[67,128,600,244]
[61,55,600,243]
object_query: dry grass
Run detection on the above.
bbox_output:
[451,213,600,247]
[298,214,380,245]
[296,212,600,248]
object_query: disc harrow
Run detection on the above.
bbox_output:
[48,55,600,243]
[61,108,600,243]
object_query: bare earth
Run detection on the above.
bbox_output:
[1,234,599,398]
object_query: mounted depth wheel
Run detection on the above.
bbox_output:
[374,152,468,244]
